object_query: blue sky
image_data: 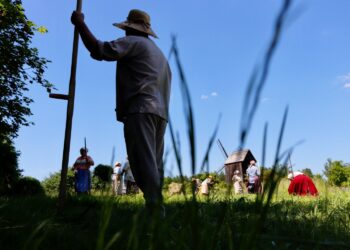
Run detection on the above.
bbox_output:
[17,0,350,180]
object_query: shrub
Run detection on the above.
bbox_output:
[301,168,314,178]
[324,159,350,187]
[42,169,75,196]
[93,164,113,190]
[13,176,45,196]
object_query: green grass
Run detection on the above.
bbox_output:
[1,181,349,250]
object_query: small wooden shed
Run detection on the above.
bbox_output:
[224,149,256,184]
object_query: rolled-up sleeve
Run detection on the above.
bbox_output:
[91,37,132,61]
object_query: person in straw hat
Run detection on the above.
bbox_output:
[232,170,243,194]
[71,9,171,216]
[112,161,123,195]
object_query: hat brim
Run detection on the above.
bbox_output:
[113,22,158,38]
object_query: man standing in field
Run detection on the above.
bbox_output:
[71,9,171,215]
[246,160,260,194]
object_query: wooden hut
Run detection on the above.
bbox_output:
[224,149,256,184]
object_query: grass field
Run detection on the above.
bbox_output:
[1,179,349,250]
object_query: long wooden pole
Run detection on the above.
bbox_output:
[57,0,83,213]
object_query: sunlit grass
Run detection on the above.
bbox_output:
[0,184,349,249]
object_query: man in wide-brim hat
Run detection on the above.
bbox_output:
[113,9,158,38]
[71,9,171,216]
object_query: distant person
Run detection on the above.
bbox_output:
[288,171,318,196]
[191,178,201,194]
[246,160,261,194]
[71,9,171,215]
[112,162,123,195]
[232,170,243,194]
[201,176,214,196]
[121,158,139,194]
[73,148,94,194]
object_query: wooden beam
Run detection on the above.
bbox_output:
[57,0,83,214]
[49,93,69,100]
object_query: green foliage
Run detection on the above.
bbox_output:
[301,168,314,178]
[93,164,113,182]
[261,167,273,182]
[0,188,350,250]
[0,0,52,139]
[0,138,22,195]
[41,169,75,196]
[93,164,113,190]
[324,159,350,187]
[313,173,324,180]
[36,26,48,34]
[13,176,45,196]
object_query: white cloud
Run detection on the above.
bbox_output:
[201,91,219,100]
[338,73,350,89]
[338,73,350,82]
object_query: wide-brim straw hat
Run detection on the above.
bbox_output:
[113,9,158,38]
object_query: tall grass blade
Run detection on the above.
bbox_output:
[241,106,291,249]
[109,146,115,167]
[103,232,121,250]
[168,118,187,196]
[200,113,222,173]
[171,35,197,176]
[239,0,293,148]
[261,122,268,169]
[96,198,114,250]
[23,219,50,250]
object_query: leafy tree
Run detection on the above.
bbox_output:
[301,168,313,178]
[0,138,22,195]
[42,169,75,196]
[324,159,350,187]
[13,176,45,196]
[0,0,52,140]
[313,174,323,180]
[93,164,113,190]
[93,164,113,182]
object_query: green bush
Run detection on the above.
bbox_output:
[301,168,314,178]
[324,159,350,187]
[93,164,113,182]
[42,169,75,196]
[13,176,45,196]
[93,164,113,190]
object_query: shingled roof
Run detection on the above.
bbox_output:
[224,149,255,165]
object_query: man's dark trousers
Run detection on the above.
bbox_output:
[123,113,166,207]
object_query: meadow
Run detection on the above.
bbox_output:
[0,179,349,250]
